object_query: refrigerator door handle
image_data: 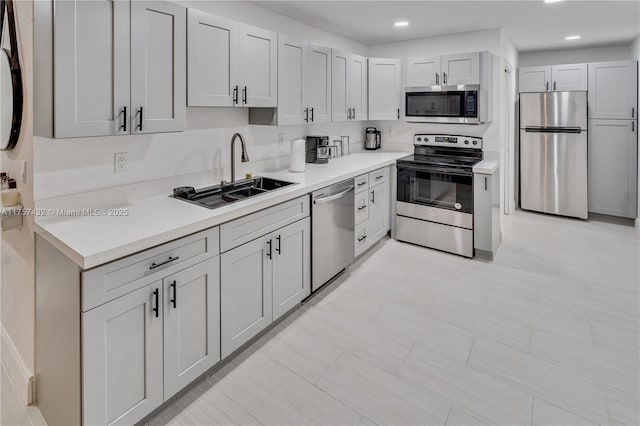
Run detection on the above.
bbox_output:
[524,127,582,134]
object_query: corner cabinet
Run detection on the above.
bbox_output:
[47,0,185,138]
[368,58,402,121]
[332,50,367,122]
[187,9,277,107]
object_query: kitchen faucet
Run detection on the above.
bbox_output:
[230,133,250,182]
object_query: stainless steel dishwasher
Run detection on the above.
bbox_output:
[311,179,355,292]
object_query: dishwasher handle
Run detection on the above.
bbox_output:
[313,185,355,204]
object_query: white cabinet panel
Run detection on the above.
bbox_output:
[163,257,221,400]
[368,58,402,121]
[332,49,349,122]
[82,283,163,426]
[349,53,368,121]
[405,56,441,87]
[237,23,277,107]
[221,236,273,358]
[473,171,501,259]
[54,0,130,137]
[551,63,587,91]
[588,119,638,218]
[442,52,480,85]
[278,36,307,125]
[187,9,238,107]
[588,61,638,119]
[131,1,186,133]
[519,66,552,93]
[368,181,389,243]
[272,218,310,320]
[307,43,332,123]
[355,190,369,225]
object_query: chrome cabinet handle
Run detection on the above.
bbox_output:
[304,108,309,122]
[443,72,447,85]
[633,121,635,132]
[485,177,488,191]
[546,81,549,91]
[120,106,127,132]
[357,205,367,211]
[348,108,352,120]
[352,107,356,120]
[242,86,247,104]
[375,175,383,181]
[170,281,177,309]
[370,189,375,204]
[150,256,180,270]
[357,181,367,187]
[233,85,238,104]
[276,235,281,255]
[632,107,635,118]
[136,107,143,131]
[397,108,400,119]
[266,239,272,259]
[310,108,314,122]
[152,288,159,318]
[436,73,439,85]
[357,235,367,242]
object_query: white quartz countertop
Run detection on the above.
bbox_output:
[473,159,500,174]
[35,152,408,269]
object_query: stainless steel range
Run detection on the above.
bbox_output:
[395,134,483,258]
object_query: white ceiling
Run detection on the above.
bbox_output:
[254,1,640,51]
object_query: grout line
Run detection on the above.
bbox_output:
[530,395,535,426]
[588,319,596,346]
[395,342,415,375]
[465,336,477,366]
[443,406,453,426]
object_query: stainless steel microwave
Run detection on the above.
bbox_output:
[403,85,488,124]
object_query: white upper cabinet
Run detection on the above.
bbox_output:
[187,11,277,108]
[237,23,278,107]
[405,56,441,86]
[52,0,185,138]
[53,0,130,138]
[368,58,402,121]
[332,50,367,122]
[442,52,480,85]
[277,36,307,125]
[306,43,332,123]
[186,10,238,107]
[518,66,552,92]
[131,1,186,134]
[588,61,638,119]
[519,64,587,93]
[551,63,587,91]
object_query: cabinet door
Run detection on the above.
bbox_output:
[519,66,552,93]
[278,36,307,125]
[221,236,273,358]
[332,49,350,122]
[131,1,186,133]
[551,63,587,91]
[368,182,389,244]
[163,257,221,400]
[405,56,441,86]
[349,53,368,121]
[272,218,310,321]
[588,119,638,218]
[187,9,238,107]
[368,58,402,120]
[442,52,480,85]
[53,0,130,137]
[82,283,163,426]
[588,61,638,119]
[307,43,332,123]
[237,23,277,107]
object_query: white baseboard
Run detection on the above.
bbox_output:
[1,324,35,405]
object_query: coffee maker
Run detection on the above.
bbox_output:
[306,136,330,164]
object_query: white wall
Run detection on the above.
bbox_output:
[632,36,640,232]
[518,43,632,67]
[34,1,369,203]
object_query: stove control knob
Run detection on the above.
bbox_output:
[464,140,470,145]
[416,137,422,142]
[425,137,429,141]
[472,140,478,145]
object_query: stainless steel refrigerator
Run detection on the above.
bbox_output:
[519,91,588,219]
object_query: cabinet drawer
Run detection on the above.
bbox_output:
[369,167,388,186]
[355,174,369,193]
[220,196,310,252]
[82,227,219,311]
[355,223,369,257]
[355,191,369,225]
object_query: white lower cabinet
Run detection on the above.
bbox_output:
[221,217,310,358]
[473,170,501,260]
[367,181,389,243]
[354,167,391,257]
[82,256,221,425]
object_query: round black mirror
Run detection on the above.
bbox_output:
[0,0,23,151]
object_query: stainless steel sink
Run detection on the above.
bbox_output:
[172,177,296,209]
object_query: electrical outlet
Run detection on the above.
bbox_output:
[278,133,286,144]
[114,152,128,172]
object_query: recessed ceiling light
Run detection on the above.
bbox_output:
[565,35,581,40]
[394,21,409,27]
[544,0,564,3]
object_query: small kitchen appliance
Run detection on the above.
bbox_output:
[306,135,330,164]
[364,127,381,150]
[396,134,483,257]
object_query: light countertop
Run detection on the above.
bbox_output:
[473,159,500,174]
[35,152,407,269]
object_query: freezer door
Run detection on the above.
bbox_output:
[520,91,587,129]
[520,130,588,219]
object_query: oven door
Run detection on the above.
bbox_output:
[397,162,474,215]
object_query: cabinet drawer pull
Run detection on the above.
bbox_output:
[170,281,177,309]
[546,81,549,91]
[633,121,635,132]
[136,107,143,131]
[152,288,159,318]
[150,256,180,270]
[233,85,239,105]
[357,205,367,211]
[370,189,375,204]
[266,239,272,259]
[357,181,367,187]
[443,72,447,85]
[357,235,367,242]
[352,107,356,120]
[120,106,127,132]
[275,235,281,255]
[633,107,635,118]
[375,175,383,181]
[397,108,400,120]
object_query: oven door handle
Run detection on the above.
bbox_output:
[396,163,474,177]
